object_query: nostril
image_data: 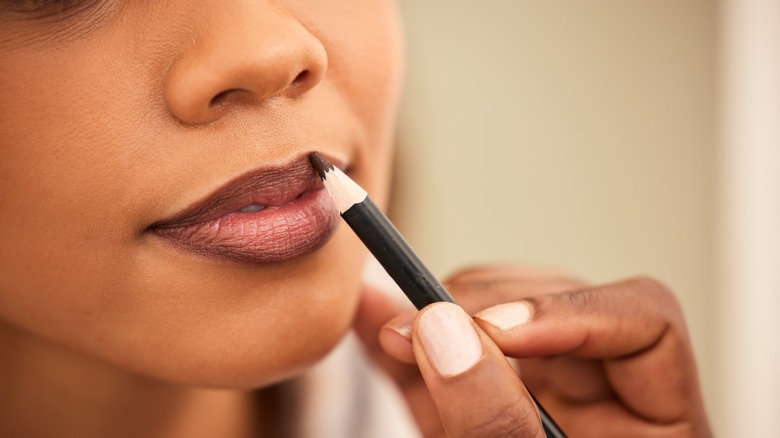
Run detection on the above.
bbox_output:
[205,70,312,111]
[291,70,309,87]
[209,88,242,107]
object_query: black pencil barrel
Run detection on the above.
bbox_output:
[341,197,455,309]
[532,393,567,438]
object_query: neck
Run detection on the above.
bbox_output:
[0,322,268,438]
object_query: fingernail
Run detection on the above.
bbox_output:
[475,301,533,331]
[417,303,483,377]
[387,313,415,339]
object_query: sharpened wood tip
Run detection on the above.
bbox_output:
[309,152,334,180]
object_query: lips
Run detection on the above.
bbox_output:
[149,155,340,264]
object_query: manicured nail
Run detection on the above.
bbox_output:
[475,301,533,331]
[417,303,483,377]
[387,313,415,339]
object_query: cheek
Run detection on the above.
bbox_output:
[0,42,151,330]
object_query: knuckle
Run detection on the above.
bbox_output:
[555,286,600,314]
[626,276,683,312]
[618,277,689,332]
[547,276,686,322]
[560,276,680,309]
[629,276,673,298]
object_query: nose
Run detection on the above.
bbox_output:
[164,2,328,125]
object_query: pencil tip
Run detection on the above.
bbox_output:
[309,152,334,180]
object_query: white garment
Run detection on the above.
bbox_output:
[297,333,421,438]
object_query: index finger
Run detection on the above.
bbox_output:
[474,278,708,428]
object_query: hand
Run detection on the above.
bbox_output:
[354,266,712,437]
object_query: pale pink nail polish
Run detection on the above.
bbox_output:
[417,303,483,377]
[387,315,414,339]
[475,301,533,331]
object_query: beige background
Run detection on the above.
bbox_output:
[394,0,719,432]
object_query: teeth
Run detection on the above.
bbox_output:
[239,204,265,213]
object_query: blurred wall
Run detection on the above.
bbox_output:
[718,0,780,436]
[394,0,718,430]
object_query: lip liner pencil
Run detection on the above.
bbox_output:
[309,152,566,438]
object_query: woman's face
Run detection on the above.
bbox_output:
[0,0,403,387]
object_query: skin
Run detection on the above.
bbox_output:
[0,1,711,437]
[0,0,402,436]
[356,268,713,437]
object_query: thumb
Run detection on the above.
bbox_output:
[412,302,545,438]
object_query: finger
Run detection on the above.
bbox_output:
[443,267,587,315]
[375,265,587,365]
[445,264,586,286]
[473,277,684,359]
[378,311,417,364]
[375,266,584,366]
[412,302,545,438]
[547,400,688,438]
[517,356,612,403]
[474,277,706,426]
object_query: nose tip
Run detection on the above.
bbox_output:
[163,6,328,125]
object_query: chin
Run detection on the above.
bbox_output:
[162,307,356,390]
[97,230,368,389]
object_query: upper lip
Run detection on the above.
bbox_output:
[151,154,334,229]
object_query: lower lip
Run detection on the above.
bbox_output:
[152,189,340,264]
